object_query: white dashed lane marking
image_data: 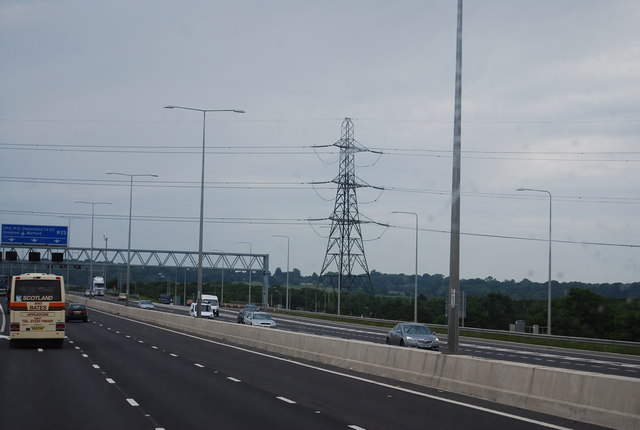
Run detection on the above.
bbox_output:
[277,396,296,404]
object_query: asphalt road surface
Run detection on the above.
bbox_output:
[1,302,608,430]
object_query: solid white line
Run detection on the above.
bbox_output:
[277,396,296,404]
[126,398,139,407]
[92,309,575,430]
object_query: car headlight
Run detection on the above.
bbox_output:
[406,336,417,344]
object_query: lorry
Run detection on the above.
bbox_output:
[92,276,106,296]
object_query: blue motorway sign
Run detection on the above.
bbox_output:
[1,224,68,246]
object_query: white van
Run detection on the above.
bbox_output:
[201,294,220,317]
[189,302,214,319]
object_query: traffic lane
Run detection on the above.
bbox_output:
[67,314,349,429]
[0,334,153,430]
[79,298,640,378]
[262,313,640,379]
[80,310,606,430]
[460,342,640,379]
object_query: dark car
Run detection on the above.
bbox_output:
[386,323,440,350]
[66,303,88,323]
[236,304,259,324]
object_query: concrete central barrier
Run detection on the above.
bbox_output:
[81,299,640,430]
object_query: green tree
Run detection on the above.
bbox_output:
[554,289,612,338]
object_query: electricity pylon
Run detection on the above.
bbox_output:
[316,118,376,315]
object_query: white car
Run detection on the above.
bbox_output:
[201,294,220,317]
[244,311,276,328]
[189,302,214,319]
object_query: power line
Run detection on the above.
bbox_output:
[2,208,636,249]
[3,116,640,124]
[1,175,639,204]
[1,142,638,161]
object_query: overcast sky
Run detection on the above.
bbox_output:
[1,0,639,285]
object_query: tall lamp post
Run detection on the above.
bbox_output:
[74,201,112,295]
[392,211,419,322]
[57,215,85,289]
[103,235,108,282]
[107,172,158,306]
[211,249,226,306]
[273,235,290,310]
[517,188,553,335]
[165,105,245,316]
[237,241,253,303]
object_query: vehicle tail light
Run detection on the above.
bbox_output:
[10,323,20,331]
[56,322,65,331]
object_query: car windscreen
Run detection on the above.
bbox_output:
[405,325,432,335]
[253,313,272,320]
[14,279,62,301]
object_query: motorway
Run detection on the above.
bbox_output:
[0,298,609,430]
[151,298,640,380]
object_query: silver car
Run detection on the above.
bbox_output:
[386,323,440,350]
[244,311,276,328]
[137,300,155,310]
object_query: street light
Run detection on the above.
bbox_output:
[103,234,108,282]
[237,241,252,303]
[165,105,245,316]
[392,211,419,322]
[57,215,85,289]
[517,187,553,335]
[211,249,225,306]
[74,201,112,295]
[183,268,190,306]
[106,172,158,306]
[273,235,290,310]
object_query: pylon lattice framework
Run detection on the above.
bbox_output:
[317,118,375,303]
